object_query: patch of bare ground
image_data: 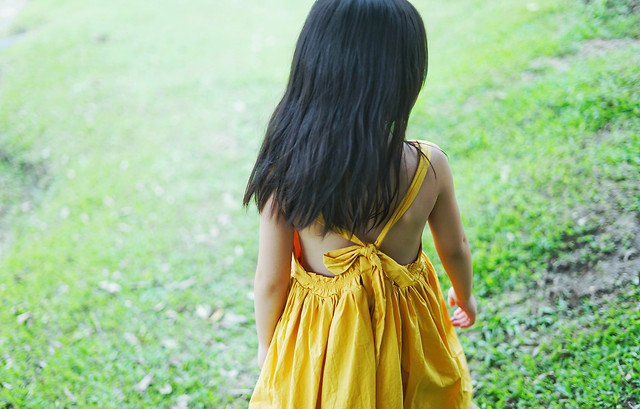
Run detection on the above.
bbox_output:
[0,149,50,257]
[514,37,640,308]
[578,38,640,56]
[0,0,25,21]
[522,38,640,81]
[478,142,640,326]
[544,210,640,305]
[0,0,26,32]
[495,179,639,321]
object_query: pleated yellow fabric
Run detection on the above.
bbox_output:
[249,142,472,408]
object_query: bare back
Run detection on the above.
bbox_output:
[297,141,442,276]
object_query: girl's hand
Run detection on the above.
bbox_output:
[257,343,269,368]
[448,287,477,328]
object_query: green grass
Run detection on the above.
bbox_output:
[1,0,639,407]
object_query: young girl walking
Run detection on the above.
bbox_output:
[243,0,478,407]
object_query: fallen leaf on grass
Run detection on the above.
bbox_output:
[220,368,239,378]
[169,354,185,367]
[209,309,224,323]
[124,332,140,346]
[16,312,32,324]
[102,196,116,207]
[57,282,69,296]
[233,101,246,113]
[71,326,92,342]
[130,281,153,289]
[151,182,164,197]
[228,388,252,396]
[63,387,78,403]
[221,312,249,327]
[118,223,131,233]
[133,373,153,392]
[171,394,191,409]
[161,338,179,349]
[194,233,209,243]
[98,280,122,294]
[166,278,196,291]
[623,248,637,262]
[217,214,231,226]
[195,304,212,320]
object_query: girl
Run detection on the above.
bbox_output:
[243,0,478,407]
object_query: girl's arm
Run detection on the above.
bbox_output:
[427,147,477,328]
[253,197,294,367]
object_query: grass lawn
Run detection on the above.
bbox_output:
[1,0,638,407]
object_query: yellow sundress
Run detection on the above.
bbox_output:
[249,142,473,408]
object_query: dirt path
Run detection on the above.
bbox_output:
[0,0,25,29]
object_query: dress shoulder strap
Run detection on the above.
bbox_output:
[374,141,431,247]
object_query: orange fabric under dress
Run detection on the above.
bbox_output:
[249,141,472,408]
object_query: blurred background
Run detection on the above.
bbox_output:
[0,0,638,407]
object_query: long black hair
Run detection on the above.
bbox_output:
[243,0,428,235]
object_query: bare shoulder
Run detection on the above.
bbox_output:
[406,139,460,224]
[427,142,452,185]
[409,139,451,183]
[408,139,443,157]
[397,140,443,223]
